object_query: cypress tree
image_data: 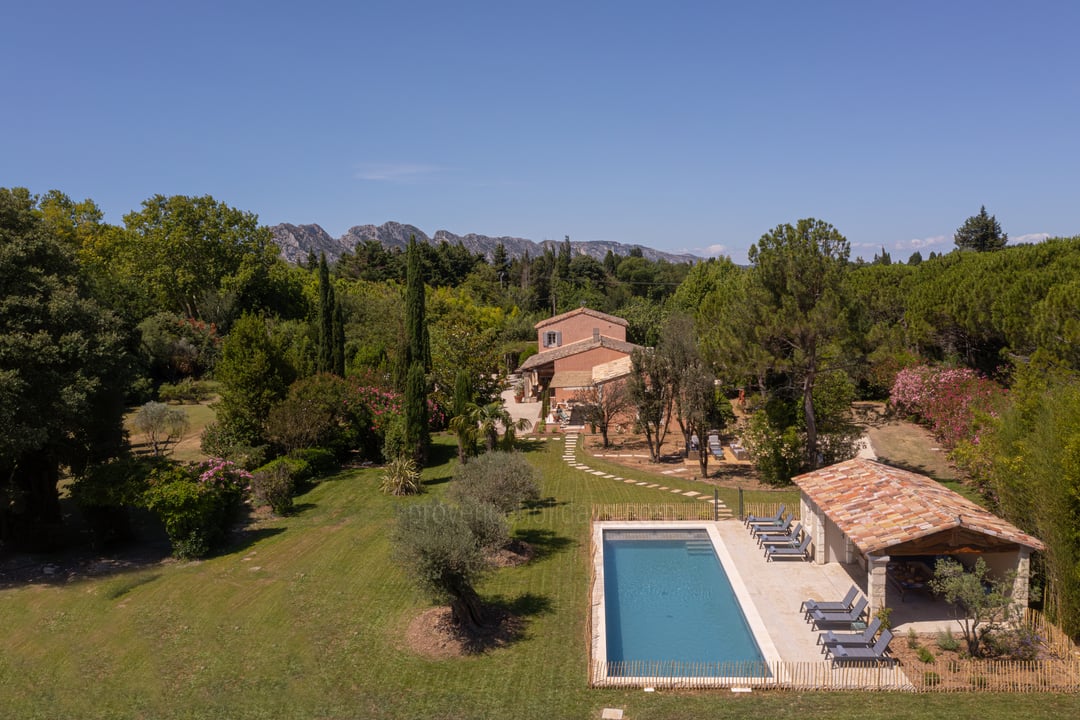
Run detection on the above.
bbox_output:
[402,236,431,464]
[452,368,474,419]
[404,361,429,465]
[331,296,345,377]
[317,253,333,372]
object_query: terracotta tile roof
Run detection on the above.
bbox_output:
[792,459,1044,555]
[549,370,594,388]
[534,306,628,330]
[517,336,641,371]
[592,355,632,383]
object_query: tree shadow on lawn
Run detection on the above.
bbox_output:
[522,496,570,515]
[215,526,286,557]
[510,527,575,562]
[873,456,954,484]
[459,592,554,654]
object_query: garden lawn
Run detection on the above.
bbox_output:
[1,435,1077,719]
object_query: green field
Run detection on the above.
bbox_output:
[2,435,1077,719]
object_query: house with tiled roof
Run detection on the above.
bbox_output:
[792,458,1044,613]
[516,307,641,405]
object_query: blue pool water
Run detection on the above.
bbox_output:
[603,529,766,672]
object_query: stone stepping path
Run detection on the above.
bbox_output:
[556,434,733,518]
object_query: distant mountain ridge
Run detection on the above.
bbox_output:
[270,221,699,265]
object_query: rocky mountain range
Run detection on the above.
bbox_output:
[270,221,699,265]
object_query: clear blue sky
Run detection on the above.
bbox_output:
[3,1,1077,263]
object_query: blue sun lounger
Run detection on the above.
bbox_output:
[817,617,883,653]
[801,585,860,619]
[808,596,868,628]
[744,503,785,528]
[764,533,811,561]
[829,628,894,666]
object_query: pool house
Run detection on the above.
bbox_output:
[792,458,1046,616]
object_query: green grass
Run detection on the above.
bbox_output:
[1,435,1076,719]
[570,438,798,511]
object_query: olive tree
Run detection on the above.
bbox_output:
[392,500,503,630]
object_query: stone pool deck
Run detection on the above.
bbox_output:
[715,519,956,663]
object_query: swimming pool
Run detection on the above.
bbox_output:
[590,522,779,684]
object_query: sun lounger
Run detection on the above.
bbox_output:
[744,504,785,527]
[750,515,792,538]
[808,596,868,628]
[829,628,894,666]
[764,533,811,561]
[757,523,803,548]
[817,617,882,652]
[801,585,860,618]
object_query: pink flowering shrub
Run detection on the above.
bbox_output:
[143,459,250,559]
[890,365,1005,450]
[197,458,253,495]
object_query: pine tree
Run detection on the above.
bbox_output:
[954,205,1008,252]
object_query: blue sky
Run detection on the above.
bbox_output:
[2,1,1077,263]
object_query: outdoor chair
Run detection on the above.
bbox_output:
[744,504,785,528]
[764,533,812,562]
[829,628,894,666]
[808,596,868,628]
[817,617,882,653]
[749,515,792,538]
[757,523,803,549]
[801,585,860,619]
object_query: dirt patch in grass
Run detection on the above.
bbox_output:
[854,401,958,481]
[405,606,525,659]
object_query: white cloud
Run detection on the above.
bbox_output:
[902,234,951,250]
[1013,232,1051,244]
[700,243,730,257]
[354,163,444,182]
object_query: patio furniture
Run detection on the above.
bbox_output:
[829,628,894,666]
[750,515,792,538]
[817,617,882,653]
[764,534,812,562]
[757,523,804,548]
[744,504,785,528]
[801,585,860,618]
[808,596,868,628]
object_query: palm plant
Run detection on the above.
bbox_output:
[475,401,531,452]
[448,406,480,464]
[452,402,532,457]
[380,457,421,496]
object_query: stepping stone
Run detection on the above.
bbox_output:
[612,477,623,481]
[670,467,688,473]
[602,474,615,478]
[635,481,648,486]
[683,491,700,497]
[591,470,605,476]
[658,486,668,490]
[623,479,636,484]
[670,488,683,493]
[646,484,659,488]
